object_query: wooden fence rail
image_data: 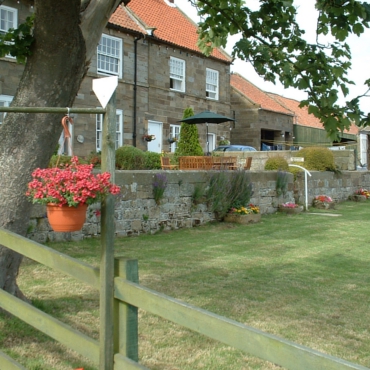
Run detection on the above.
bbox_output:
[114,275,370,370]
[1,227,369,370]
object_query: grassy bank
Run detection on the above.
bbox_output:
[1,201,370,369]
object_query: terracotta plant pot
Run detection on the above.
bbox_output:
[46,203,88,232]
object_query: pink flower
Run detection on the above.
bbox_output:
[26,156,120,207]
[281,202,299,208]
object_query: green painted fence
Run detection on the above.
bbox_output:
[0,227,369,370]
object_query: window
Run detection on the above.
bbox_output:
[97,34,122,78]
[96,109,123,152]
[0,95,13,124]
[0,5,17,33]
[0,5,17,59]
[170,57,185,92]
[169,124,180,152]
[206,68,219,100]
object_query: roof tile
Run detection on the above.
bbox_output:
[230,73,292,115]
[269,93,358,135]
[110,0,231,63]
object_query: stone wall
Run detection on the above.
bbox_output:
[215,149,356,171]
[230,87,294,150]
[27,168,370,243]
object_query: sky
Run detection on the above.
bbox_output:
[174,0,370,114]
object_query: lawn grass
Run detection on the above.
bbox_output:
[1,201,370,369]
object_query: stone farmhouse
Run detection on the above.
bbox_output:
[270,93,358,149]
[1,0,362,160]
[0,0,232,157]
[230,73,295,151]
[230,73,360,156]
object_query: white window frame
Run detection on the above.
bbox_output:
[0,95,13,125]
[206,68,219,100]
[97,34,123,78]
[170,57,185,92]
[0,5,18,59]
[96,109,123,152]
[0,5,17,33]
[207,132,216,152]
[169,124,181,152]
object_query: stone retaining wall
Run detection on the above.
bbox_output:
[27,169,370,243]
[217,149,356,171]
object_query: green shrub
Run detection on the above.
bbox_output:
[144,151,161,169]
[264,156,289,171]
[206,171,253,219]
[276,170,288,198]
[289,166,304,180]
[174,107,204,161]
[192,183,206,205]
[115,145,146,170]
[48,155,87,168]
[218,139,230,145]
[86,151,101,168]
[152,173,168,205]
[297,147,336,171]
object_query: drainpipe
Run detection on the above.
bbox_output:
[133,35,142,147]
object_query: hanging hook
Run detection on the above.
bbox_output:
[66,107,70,117]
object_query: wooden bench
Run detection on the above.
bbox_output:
[179,156,213,170]
[179,156,238,170]
[211,156,238,170]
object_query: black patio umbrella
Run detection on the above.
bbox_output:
[178,110,235,154]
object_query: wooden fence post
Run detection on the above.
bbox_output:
[114,258,139,362]
[99,90,117,370]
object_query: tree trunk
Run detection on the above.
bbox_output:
[0,0,124,298]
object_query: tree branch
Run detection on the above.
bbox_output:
[80,0,127,62]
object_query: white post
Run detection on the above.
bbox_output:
[288,165,312,211]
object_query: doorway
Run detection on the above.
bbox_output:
[147,120,163,153]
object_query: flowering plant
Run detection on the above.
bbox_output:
[143,134,156,141]
[314,195,333,203]
[26,156,121,207]
[229,204,260,215]
[280,202,299,208]
[152,173,168,205]
[167,137,178,144]
[354,188,370,198]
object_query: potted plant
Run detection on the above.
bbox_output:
[312,195,335,209]
[349,189,369,202]
[278,202,303,214]
[143,134,156,142]
[224,204,261,224]
[167,137,178,144]
[26,156,120,232]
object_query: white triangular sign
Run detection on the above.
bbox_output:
[92,76,118,108]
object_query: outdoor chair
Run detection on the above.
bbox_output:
[161,157,178,170]
[244,157,252,170]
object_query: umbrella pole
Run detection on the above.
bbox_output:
[206,122,209,155]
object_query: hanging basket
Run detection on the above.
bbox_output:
[46,203,88,232]
[143,135,156,142]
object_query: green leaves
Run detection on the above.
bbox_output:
[0,15,34,64]
[195,0,370,132]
